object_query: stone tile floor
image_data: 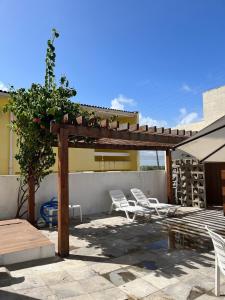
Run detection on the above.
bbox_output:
[0,212,224,300]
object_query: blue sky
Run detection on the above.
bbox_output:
[1,0,225,165]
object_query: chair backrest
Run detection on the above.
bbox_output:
[206,225,225,275]
[109,190,129,208]
[131,188,148,203]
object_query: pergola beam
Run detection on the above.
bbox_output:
[51,124,187,145]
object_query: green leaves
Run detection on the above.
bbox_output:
[3,28,80,189]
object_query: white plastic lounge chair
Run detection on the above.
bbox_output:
[130,188,179,216]
[206,226,225,296]
[109,189,153,222]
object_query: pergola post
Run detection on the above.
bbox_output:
[28,168,35,225]
[166,149,173,204]
[58,127,69,257]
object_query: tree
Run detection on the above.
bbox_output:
[3,29,94,221]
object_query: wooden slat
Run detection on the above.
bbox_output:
[148,126,156,133]
[67,141,171,151]
[157,127,164,134]
[171,129,179,135]
[163,209,225,241]
[76,116,83,125]
[63,114,69,124]
[178,130,185,136]
[109,121,119,129]
[100,119,109,128]
[51,124,187,145]
[118,123,129,131]
[138,125,148,132]
[185,130,192,137]
[164,128,171,134]
[0,219,54,255]
[129,124,139,132]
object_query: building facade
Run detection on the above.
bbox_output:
[178,85,225,131]
[0,91,139,175]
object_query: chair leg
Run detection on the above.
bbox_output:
[109,204,113,215]
[155,208,161,216]
[79,206,82,222]
[215,255,220,296]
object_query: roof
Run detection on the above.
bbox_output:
[0,89,138,115]
[0,89,8,95]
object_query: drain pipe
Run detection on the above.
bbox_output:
[8,112,14,175]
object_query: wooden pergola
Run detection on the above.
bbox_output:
[30,117,196,257]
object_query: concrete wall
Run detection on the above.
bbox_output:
[177,85,225,131]
[0,171,167,220]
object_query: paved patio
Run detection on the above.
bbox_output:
[0,211,224,300]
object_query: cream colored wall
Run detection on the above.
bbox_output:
[177,85,225,131]
[0,95,139,174]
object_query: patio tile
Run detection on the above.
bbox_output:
[89,287,128,300]
[64,295,94,300]
[142,290,175,299]
[196,295,219,299]
[61,257,87,271]
[103,268,137,286]
[41,270,74,285]
[162,281,194,300]
[91,262,122,275]
[143,270,179,289]
[162,273,215,300]
[66,266,97,280]
[127,265,152,277]
[111,253,143,267]
[15,286,57,300]
[49,281,86,298]
[78,275,114,293]
[119,278,158,299]
[10,275,46,291]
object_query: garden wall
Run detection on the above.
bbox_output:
[0,171,167,220]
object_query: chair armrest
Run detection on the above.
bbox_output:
[128,200,137,206]
[147,197,159,204]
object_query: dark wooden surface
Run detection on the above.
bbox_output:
[205,163,225,208]
[57,128,69,257]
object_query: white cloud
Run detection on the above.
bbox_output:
[176,107,199,126]
[181,83,193,93]
[139,113,168,127]
[0,81,9,92]
[110,94,136,110]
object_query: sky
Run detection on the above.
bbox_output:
[1,0,225,165]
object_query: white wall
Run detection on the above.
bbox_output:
[0,171,167,220]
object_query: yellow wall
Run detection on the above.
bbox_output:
[0,95,139,174]
[0,97,10,174]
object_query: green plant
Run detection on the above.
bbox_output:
[3,29,94,218]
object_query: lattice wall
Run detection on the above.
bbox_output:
[172,158,206,208]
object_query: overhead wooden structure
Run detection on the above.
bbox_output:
[48,116,195,257]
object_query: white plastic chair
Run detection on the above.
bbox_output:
[69,204,82,222]
[206,226,225,296]
[130,188,179,216]
[109,189,153,222]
